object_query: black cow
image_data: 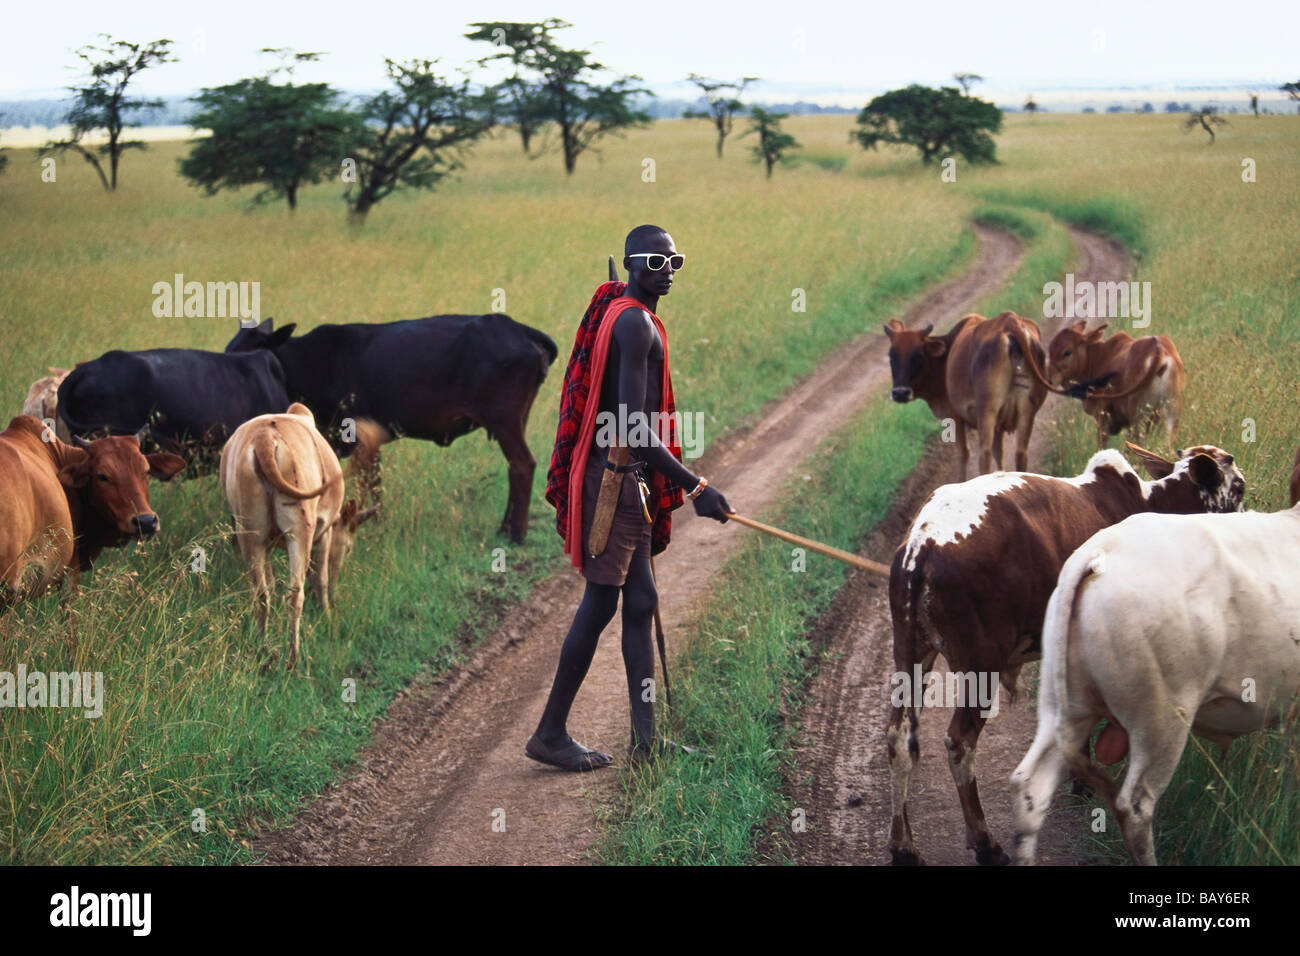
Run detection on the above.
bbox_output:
[225,315,558,543]
[57,349,290,470]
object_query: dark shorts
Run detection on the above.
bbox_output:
[580,452,654,586]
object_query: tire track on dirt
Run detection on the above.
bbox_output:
[254,223,1024,865]
[788,226,1133,866]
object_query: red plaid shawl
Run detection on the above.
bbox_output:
[544,281,684,568]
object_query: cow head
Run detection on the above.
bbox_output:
[328,499,380,578]
[1047,321,1107,386]
[1128,441,1246,514]
[225,317,297,354]
[60,433,187,540]
[883,319,947,404]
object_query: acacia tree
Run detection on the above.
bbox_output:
[467,19,650,175]
[0,115,8,175]
[953,72,984,95]
[40,36,175,191]
[853,84,1002,165]
[683,73,758,157]
[1281,81,1300,112]
[744,106,799,178]
[342,59,492,224]
[1023,94,1039,116]
[1184,107,1229,144]
[494,73,548,152]
[179,51,356,211]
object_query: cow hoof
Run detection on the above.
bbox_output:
[975,845,1011,867]
[889,848,926,866]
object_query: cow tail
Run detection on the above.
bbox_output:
[1007,322,1070,396]
[253,429,332,499]
[1049,549,1119,811]
[1087,355,1165,402]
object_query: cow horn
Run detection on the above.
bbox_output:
[133,426,148,446]
[1124,440,1168,462]
[921,323,934,337]
[72,435,93,449]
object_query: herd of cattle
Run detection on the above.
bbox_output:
[3,298,1297,865]
[882,309,1299,866]
[3,313,558,663]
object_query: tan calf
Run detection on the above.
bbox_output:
[22,367,74,443]
[1046,321,1186,449]
[219,403,378,669]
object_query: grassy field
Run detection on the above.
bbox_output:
[0,115,979,864]
[2,111,1296,865]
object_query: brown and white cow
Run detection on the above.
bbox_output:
[884,311,1049,481]
[219,404,379,669]
[22,367,74,443]
[886,442,1245,865]
[1013,503,1300,865]
[0,415,185,605]
[1046,321,1187,449]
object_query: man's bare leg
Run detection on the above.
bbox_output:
[621,554,658,752]
[528,581,620,770]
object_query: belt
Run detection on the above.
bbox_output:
[604,457,646,474]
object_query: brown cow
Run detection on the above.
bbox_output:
[886,442,1245,866]
[884,311,1049,481]
[1046,321,1187,449]
[219,404,379,669]
[0,415,185,605]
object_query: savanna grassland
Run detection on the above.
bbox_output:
[0,110,1296,865]
[0,115,979,864]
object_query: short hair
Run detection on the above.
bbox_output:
[625,224,668,256]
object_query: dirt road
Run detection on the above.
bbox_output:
[255,222,1025,865]
[788,227,1133,866]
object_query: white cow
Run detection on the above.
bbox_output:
[1012,504,1300,865]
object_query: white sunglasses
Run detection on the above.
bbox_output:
[627,253,685,272]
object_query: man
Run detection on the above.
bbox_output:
[530,224,732,771]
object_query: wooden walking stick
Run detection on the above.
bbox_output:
[725,512,892,578]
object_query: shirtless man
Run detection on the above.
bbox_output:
[527,224,732,771]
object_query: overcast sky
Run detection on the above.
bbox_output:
[2,0,1296,100]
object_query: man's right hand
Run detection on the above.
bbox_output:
[691,484,731,523]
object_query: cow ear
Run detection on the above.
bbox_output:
[59,456,90,489]
[1188,453,1224,492]
[356,505,380,526]
[256,318,274,333]
[1126,441,1174,479]
[924,337,948,358]
[146,453,186,481]
[267,323,297,347]
[1088,323,1109,342]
